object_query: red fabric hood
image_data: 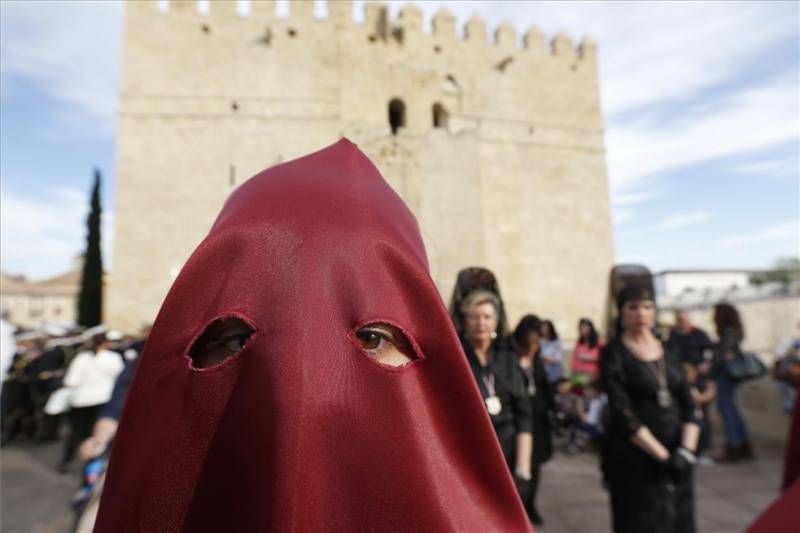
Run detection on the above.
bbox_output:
[95,139,532,532]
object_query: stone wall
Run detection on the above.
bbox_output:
[108,0,614,333]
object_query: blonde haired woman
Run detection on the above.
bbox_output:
[459,290,533,493]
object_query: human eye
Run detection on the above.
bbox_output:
[189,317,254,369]
[355,327,389,351]
[354,323,417,368]
[219,333,251,352]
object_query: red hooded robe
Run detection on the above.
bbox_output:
[747,380,800,532]
[94,139,533,532]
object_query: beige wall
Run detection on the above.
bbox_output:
[0,294,76,327]
[660,297,800,354]
[108,0,614,333]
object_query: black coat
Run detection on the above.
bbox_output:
[461,337,533,469]
[600,339,698,533]
[666,327,712,367]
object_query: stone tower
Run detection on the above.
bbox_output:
[108,0,614,336]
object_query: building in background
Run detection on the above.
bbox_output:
[0,270,80,328]
[108,0,614,332]
[656,268,800,311]
[655,269,751,299]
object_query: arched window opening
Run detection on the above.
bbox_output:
[388,98,406,135]
[432,103,449,129]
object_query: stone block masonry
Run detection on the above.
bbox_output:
[108,0,615,335]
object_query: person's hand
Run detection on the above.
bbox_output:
[654,445,670,463]
[667,447,695,478]
[513,467,532,500]
[79,436,108,461]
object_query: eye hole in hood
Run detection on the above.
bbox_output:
[351,322,421,369]
[189,317,255,370]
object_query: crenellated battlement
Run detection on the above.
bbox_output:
[111,0,613,342]
[129,0,597,65]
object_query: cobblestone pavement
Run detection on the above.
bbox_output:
[1,438,787,532]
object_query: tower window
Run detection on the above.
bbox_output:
[388,98,406,135]
[432,103,448,129]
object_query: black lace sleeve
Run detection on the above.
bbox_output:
[600,342,642,437]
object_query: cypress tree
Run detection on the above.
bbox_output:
[77,169,103,327]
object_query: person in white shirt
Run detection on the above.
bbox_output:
[59,331,124,472]
[0,313,16,384]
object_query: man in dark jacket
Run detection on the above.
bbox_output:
[668,310,713,372]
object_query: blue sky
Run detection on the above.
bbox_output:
[1,0,798,280]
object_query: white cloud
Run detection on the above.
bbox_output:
[612,189,660,207]
[593,2,798,117]
[718,220,799,249]
[728,157,799,177]
[0,185,115,280]
[612,208,633,226]
[657,211,712,230]
[0,0,124,139]
[607,72,799,192]
[617,210,712,234]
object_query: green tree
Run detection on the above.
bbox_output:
[749,256,800,286]
[77,169,103,327]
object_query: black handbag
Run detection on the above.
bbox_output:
[724,350,768,382]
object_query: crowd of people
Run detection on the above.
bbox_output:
[0,319,148,527]
[447,263,797,531]
[0,325,147,453]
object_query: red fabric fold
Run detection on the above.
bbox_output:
[747,480,800,533]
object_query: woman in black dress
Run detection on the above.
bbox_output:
[459,290,533,487]
[512,315,554,526]
[600,285,700,533]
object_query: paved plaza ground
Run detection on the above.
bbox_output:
[536,441,784,533]
[0,437,788,532]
